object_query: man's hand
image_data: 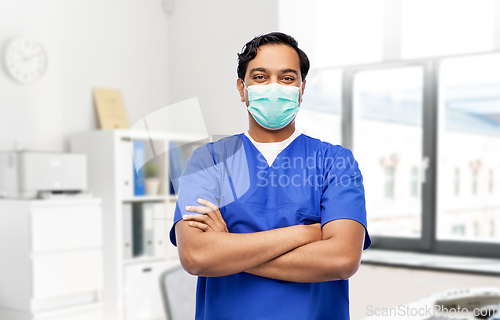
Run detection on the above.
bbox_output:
[176,198,325,277]
[182,198,228,232]
[183,199,323,244]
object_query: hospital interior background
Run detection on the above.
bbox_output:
[2,0,500,319]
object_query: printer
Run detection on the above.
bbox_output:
[0,151,87,199]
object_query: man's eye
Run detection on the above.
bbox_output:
[283,76,294,81]
[253,75,265,80]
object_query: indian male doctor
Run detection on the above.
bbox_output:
[169,32,371,320]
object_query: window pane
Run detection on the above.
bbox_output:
[279,0,384,67]
[402,0,496,59]
[385,166,395,199]
[437,53,500,243]
[295,69,342,145]
[411,167,419,197]
[315,0,384,67]
[353,66,424,238]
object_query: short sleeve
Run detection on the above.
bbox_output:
[169,143,220,247]
[320,146,372,250]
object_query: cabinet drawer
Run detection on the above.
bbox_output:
[32,250,102,299]
[34,306,105,320]
[124,261,168,320]
[31,204,102,252]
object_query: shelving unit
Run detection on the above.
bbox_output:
[70,129,204,320]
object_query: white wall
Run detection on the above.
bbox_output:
[166,0,279,137]
[0,0,169,152]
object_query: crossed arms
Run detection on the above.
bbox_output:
[175,198,366,283]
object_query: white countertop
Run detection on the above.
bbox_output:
[361,249,500,275]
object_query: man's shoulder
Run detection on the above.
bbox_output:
[191,133,244,151]
[299,133,350,158]
[189,133,245,163]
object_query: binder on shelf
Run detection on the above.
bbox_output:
[121,140,134,198]
[143,202,155,257]
[168,142,186,195]
[122,203,133,259]
[133,140,145,196]
[132,203,143,257]
[153,202,166,258]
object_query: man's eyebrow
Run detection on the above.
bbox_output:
[279,68,299,76]
[249,67,267,74]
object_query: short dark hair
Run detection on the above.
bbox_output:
[237,32,310,82]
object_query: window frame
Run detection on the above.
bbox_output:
[340,51,500,258]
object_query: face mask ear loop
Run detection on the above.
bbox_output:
[242,80,249,105]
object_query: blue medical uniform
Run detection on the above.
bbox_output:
[170,132,371,320]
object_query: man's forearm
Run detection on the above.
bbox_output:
[244,238,355,283]
[176,221,320,277]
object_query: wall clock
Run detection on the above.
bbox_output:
[4,37,48,84]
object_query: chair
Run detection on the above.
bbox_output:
[159,264,198,320]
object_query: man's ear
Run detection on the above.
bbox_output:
[236,78,245,103]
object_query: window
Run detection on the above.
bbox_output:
[453,168,460,196]
[452,225,466,236]
[280,0,500,257]
[401,0,496,59]
[352,66,423,238]
[279,0,497,67]
[489,169,494,194]
[411,167,418,197]
[343,54,500,255]
[437,53,500,244]
[385,166,395,199]
[471,168,479,195]
[279,0,385,68]
[295,69,342,145]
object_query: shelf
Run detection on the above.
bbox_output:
[121,195,177,202]
[70,129,191,320]
[122,196,168,202]
[122,256,169,266]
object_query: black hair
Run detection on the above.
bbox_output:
[237,32,310,82]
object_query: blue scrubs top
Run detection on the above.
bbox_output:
[170,133,371,320]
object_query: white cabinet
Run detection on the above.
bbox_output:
[32,250,102,299]
[70,130,203,320]
[124,260,171,320]
[0,199,104,320]
[31,205,102,252]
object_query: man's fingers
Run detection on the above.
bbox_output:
[187,221,211,231]
[205,210,226,231]
[185,205,212,214]
[183,213,217,230]
[197,199,227,227]
[197,198,219,211]
[187,199,228,232]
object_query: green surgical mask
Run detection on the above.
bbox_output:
[245,83,300,130]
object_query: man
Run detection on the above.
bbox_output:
[170,32,371,320]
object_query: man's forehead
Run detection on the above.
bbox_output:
[246,44,300,74]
